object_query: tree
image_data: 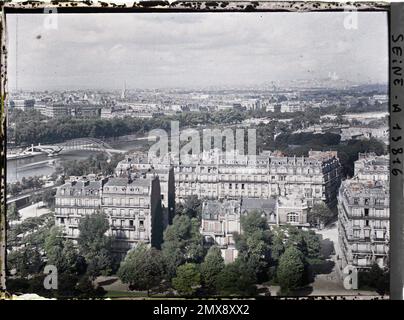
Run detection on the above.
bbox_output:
[234,211,272,282]
[78,211,110,258]
[118,244,164,295]
[335,138,386,177]
[161,240,185,281]
[162,215,205,280]
[7,245,44,277]
[54,273,79,298]
[77,211,113,278]
[277,246,305,293]
[200,246,225,293]
[44,226,66,267]
[8,182,22,196]
[75,275,106,299]
[172,263,201,296]
[239,211,268,235]
[270,228,286,264]
[302,230,322,261]
[359,263,389,295]
[44,226,82,274]
[178,195,202,219]
[307,202,334,228]
[216,260,257,296]
[285,226,308,256]
[7,203,20,221]
[7,212,54,252]
[42,189,56,209]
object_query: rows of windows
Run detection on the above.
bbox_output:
[352,197,387,206]
[105,208,148,217]
[56,207,96,215]
[111,229,147,240]
[104,186,145,193]
[351,228,388,240]
[56,198,100,206]
[102,197,147,206]
[58,217,79,225]
[59,189,100,196]
[176,172,330,182]
[111,218,145,229]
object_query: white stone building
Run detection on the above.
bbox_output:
[201,195,310,263]
[55,176,106,239]
[54,173,164,258]
[119,149,342,209]
[338,153,389,270]
[101,175,163,256]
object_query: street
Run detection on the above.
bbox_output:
[309,222,380,297]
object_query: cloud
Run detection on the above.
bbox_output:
[6,11,388,90]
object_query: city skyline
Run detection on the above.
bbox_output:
[7,12,388,91]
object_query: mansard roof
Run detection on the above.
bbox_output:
[240,197,277,213]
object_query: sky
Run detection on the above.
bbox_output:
[6,12,388,91]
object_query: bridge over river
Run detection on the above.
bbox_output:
[22,138,127,158]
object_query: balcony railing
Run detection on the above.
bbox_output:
[347,214,389,220]
[55,204,100,209]
[110,225,136,231]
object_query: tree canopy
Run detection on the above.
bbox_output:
[200,246,225,293]
[77,211,113,278]
[277,246,305,293]
[162,214,205,279]
[44,226,82,274]
[118,244,164,294]
[215,260,257,296]
[307,202,334,228]
[234,211,272,283]
[176,195,202,219]
[7,203,20,221]
[172,263,201,296]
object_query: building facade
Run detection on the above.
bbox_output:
[201,200,241,263]
[9,99,35,111]
[55,173,164,258]
[338,153,389,270]
[101,175,163,255]
[43,103,101,118]
[55,176,106,239]
[201,195,310,263]
[119,149,342,209]
[115,154,176,226]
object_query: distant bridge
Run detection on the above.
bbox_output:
[23,138,126,157]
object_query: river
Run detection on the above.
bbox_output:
[6,139,150,184]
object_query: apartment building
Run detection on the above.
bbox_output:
[201,196,310,263]
[338,153,389,270]
[54,173,164,258]
[115,154,176,226]
[101,175,163,255]
[55,176,106,239]
[119,149,342,209]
